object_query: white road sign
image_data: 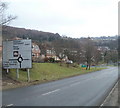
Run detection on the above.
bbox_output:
[3,39,32,69]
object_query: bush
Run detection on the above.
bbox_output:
[72,63,78,68]
[44,57,49,62]
[49,57,55,63]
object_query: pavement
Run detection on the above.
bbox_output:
[101,82,118,106]
[100,79,119,107]
[2,67,118,106]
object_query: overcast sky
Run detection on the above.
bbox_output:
[4,0,119,38]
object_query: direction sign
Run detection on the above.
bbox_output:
[3,39,32,69]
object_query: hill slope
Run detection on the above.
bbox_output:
[2,26,61,42]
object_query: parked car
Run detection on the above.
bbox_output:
[66,60,73,64]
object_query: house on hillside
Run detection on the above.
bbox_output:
[46,48,56,58]
[97,46,110,52]
[54,56,60,61]
[62,56,68,62]
[45,48,63,62]
[32,43,41,61]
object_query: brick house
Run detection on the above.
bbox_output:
[32,43,40,61]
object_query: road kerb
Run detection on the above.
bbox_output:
[100,81,118,107]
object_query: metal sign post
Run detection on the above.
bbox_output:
[16,68,19,79]
[6,69,9,74]
[27,69,30,82]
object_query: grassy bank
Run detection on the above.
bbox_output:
[9,63,105,83]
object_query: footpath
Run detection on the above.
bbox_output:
[102,80,119,106]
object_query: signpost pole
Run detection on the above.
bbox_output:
[27,69,30,82]
[16,69,19,79]
[6,69,9,74]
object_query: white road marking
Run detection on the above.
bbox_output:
[6,104,13,106]
[69,76,109,87]
[43,68,117,96]
[69,78,93,87]
[42,89,60,96]
[70,82,81,87]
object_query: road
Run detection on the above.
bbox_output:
[2,67,118,106]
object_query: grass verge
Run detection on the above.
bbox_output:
[3,63,106,90]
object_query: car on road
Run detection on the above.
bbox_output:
[66,60,73,64]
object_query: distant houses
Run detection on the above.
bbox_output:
[97,46,110,52]
[45,49,69,62]
[32,43,40,61]
[0,37,69,62]
[9,37,68,63]
[46,49,56,58]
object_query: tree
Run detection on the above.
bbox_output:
[0,1,17,25]
[104,50,118,64]
[82,38,96,70]
[52,38,83,63]
[111,50,118,63]
[94,49,102,65]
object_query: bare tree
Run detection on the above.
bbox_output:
[82,38,96,70]
[0,1,17,26]
[94,49,102,65]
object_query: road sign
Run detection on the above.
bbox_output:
[3,39,32,69]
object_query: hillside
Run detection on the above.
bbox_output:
[2,26,118,63]
[2,26,61,42]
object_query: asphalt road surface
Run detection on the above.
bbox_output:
[2,67,118,106]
